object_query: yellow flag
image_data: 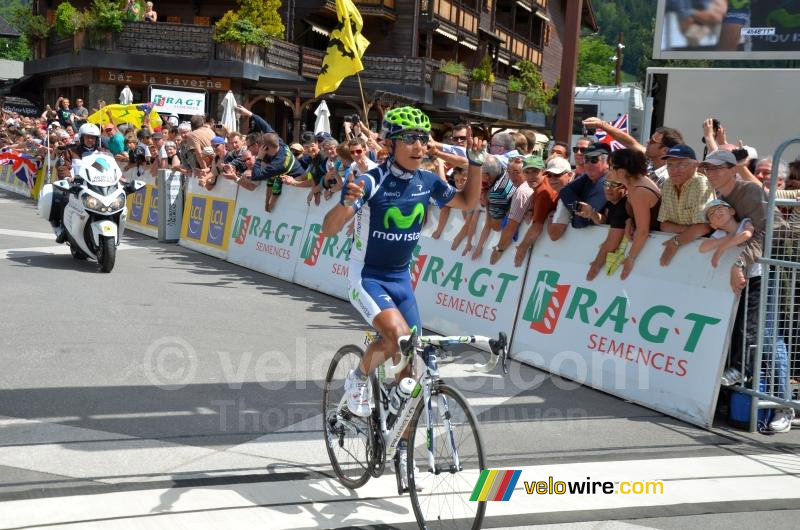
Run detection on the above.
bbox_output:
[87,103,163,129]
[315,0,370,98]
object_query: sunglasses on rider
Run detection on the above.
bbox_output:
[392,133,430,146]
[572,146,587,154]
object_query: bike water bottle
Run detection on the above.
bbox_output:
[387,377,416,427]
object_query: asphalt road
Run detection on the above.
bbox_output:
[1,188,799,529]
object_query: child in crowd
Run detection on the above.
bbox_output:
[699,199,754,268]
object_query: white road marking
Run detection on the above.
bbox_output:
[1,453,800,529]
[0,228,56,240]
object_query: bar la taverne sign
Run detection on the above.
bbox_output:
[97,69,230,92]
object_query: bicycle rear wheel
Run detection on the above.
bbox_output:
[322,344,372,489]
[407,382,486,530]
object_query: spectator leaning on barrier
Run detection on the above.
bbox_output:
[584,173,630,281]
[183,115,215,178]
[238,106,306,212]
[490,156,532,265]
[657,144,715,266]
[550,142,609,241]
[605,148,661,280]
[511,156,559,267]
[471,155,517,260]
[702,149,794,432]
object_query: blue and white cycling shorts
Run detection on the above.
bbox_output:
[347,262,422,334]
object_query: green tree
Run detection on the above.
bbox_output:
[577,36,615,86]
[237,0,284,39]
[0,37,30,60]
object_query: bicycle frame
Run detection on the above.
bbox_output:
[332,332,507,477]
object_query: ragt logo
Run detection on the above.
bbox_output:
[521,270,721,354]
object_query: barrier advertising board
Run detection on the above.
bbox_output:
[122,168,158,238]
[510,227,738,428]
[0,162,32,198]
[179,178,238,260]
[292,196,352,300]
[413,206,527,340]
[226,184,310,282]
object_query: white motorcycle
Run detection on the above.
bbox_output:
[38,152,144,273]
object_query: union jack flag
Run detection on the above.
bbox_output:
[595,114,628,152]
[0,150,40,189]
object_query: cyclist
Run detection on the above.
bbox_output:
[322,106,482,467]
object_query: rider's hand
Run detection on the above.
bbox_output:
[465,127,486,165]
[342,171,365,207]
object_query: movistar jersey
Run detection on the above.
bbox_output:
[348,160,457,270]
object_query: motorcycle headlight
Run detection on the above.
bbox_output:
[82,194,102,211]
[109,194,126,211]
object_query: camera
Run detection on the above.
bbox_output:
[570,201,585,214]
[129,145,148,165]
[732,148,749,162]
[343,114,360,124]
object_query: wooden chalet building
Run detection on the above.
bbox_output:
[20,0,596,140]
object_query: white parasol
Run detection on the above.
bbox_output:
[119,85,133,105]
[220,91,239,133]
[314,100,331,135]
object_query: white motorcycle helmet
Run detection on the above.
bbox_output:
[78,123,101,146]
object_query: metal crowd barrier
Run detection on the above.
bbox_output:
[733,137,800,432]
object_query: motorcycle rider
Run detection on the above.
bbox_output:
[50,123,103,243]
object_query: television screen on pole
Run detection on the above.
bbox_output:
[653,0,800,60]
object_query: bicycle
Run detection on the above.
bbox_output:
[323,330,508,529]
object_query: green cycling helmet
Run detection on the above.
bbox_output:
[382,106,431,138]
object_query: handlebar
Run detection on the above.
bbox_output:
[383,331,509,377]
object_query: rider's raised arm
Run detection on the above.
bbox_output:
[444,129,483,211]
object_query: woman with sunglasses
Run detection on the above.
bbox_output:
[321,107,482,466]
[605,149,661,280]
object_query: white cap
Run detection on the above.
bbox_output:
[545,157,572,175]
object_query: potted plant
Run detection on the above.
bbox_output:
[54,2,90,52]
[508,60,559,115]
[214,11,272,65]
[432,60,464,94]
[87,0,124,50]
[468,55,494,102]
[506,77,526,110]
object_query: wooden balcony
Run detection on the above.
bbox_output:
[324,0,396,21]
[33,21,543,124]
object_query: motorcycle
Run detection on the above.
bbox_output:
[38,152,144,273]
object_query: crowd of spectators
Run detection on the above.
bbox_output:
[2,96,799,432]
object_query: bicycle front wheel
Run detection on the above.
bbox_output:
[407,383,486,530]
[322,344,372,489]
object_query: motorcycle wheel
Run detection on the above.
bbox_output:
[98,236,116,273]
[69,244,88,260]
